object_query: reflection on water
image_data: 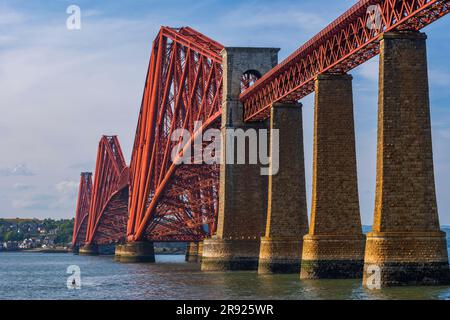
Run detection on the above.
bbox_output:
[0,252,449,300]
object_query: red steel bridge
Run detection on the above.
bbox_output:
[73,0,450,248]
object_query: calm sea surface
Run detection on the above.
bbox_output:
[1,228,449,300]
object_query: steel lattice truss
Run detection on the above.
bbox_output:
[85,136,129,244]
[126,27,224,242]
[72,172,92,248]
[73,0,450,244]
[241,0,450,121]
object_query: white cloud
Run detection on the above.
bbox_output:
[55,181,79,195]
[13,183,35,191]
[11,194,55,210]
[0,5,23,25]
[0,164,34,177]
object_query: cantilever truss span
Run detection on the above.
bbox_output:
[73,0,450,245]
[84,136,129,245]
[126,27,224,242]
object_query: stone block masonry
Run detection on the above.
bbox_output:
[114,241,155,263]
[201,47,279,271]
[185,242,200,262]
[363,31,449,287]
[300,73,365,279]
[258,102,309,274]
[79,243,99,256]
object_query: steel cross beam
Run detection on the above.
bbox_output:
[127,27,223,242]
[85,136,129,244]
[72,172,92,248]
[240,0,450,121]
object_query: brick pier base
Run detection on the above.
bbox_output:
[300,73,365,279]
[259,237,304,274]
[114,241,155,263]
[79,243,99,256]
[79,243,116,255]
[300,235,365,279]
[364,232,449,286]
[198,242,204,262]
[363,32,449,287]
[185,242,200,262]
[202,238,261,271]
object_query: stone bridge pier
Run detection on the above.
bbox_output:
[201,47,279,271]
[300,73,365,279]
[258,102,309,274]
[79,243,99,256]
[185,242,204,263]
[363,31,449,286]
[115,242,155,263]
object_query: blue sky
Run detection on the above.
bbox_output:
[0,0,449,226]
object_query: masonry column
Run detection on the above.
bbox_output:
[201,47,279,271]
[198,241,204,262]
[258,102,309,274]
[300,73,365,279]
[363,31,449,287]
[185,242,199,262]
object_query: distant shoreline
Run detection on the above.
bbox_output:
[0,248,70,253]
[0,247,186,255]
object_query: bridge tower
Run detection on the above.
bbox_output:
[363,31,449,286]
[201,47,279,271]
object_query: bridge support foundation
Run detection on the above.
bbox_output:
[79,243,116,255]
[363,32,449,287]
[198,242,203,262]
[300,73,365,279]
[201,47,279,271]
[79,243,99,256]
[115,241,155,263]
[185,242,200,262]
[258,102,309,274]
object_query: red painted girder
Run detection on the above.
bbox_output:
[92,186,129,245]
[160,27,223,62]
[143,162,219,241]
[72,172,92,247]
[240,0,450,121]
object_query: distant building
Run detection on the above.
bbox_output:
[3,241,19,251]
[18,238,35,249]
